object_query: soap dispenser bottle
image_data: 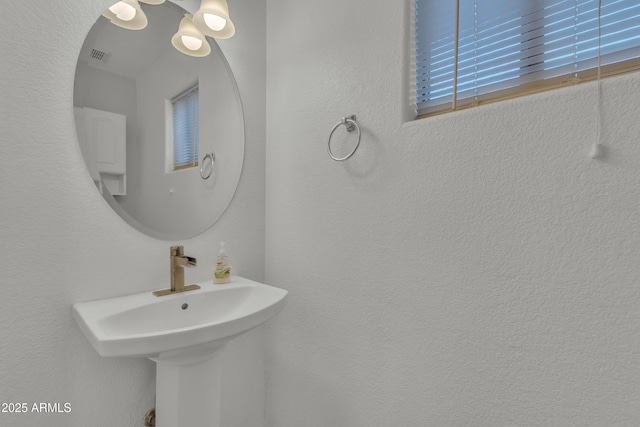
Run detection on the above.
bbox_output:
[213,242,231,284]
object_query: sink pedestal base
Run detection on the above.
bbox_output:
[152,347,223,427]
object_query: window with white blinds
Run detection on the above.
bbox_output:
[171,84,199,170]
[415,0,640,117]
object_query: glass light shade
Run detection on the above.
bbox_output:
[204,13,227,31]
[193,0,235,39]
[102,0,148,30]
[181,35,203,51]
[109,2,136,21]
[171,14,211,57]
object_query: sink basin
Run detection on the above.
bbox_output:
[73,276,288,358]
[73,275,287,426]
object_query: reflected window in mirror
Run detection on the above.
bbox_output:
[170,83,199,171]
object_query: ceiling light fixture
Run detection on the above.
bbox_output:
[102,0,148,30]
[193,0,235,39]
[109,2,136,21]
[103,0,234,57]
[171,13,212,57]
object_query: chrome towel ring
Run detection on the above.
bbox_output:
[328,115,360,161]
[200,151,216,180]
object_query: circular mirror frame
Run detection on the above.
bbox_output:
[74,1,245,240]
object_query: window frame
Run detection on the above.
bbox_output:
[169,83,200,171]
[415,0,640,119]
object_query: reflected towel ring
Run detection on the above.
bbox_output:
[200,152,216,180]
[328,115,360,161]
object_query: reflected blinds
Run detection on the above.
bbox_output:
[172,84,199,170]
[415,0,640,117]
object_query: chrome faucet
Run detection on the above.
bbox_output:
[153,246,200,296]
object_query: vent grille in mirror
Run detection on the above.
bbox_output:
[90,48,111,63]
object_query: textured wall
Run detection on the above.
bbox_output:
[0,0,266,426]
[264,0,640,426]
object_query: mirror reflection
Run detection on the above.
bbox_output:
[74,1,244,240]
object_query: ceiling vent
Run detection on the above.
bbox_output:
[89,48,112,64]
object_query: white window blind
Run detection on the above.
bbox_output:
[172,84,199,170]
[415,0,640,117]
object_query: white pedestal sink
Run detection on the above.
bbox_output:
[72,276,287,427]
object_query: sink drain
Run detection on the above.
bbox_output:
[181,303,188,310]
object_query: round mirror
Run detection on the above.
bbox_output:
[74,0,244,240]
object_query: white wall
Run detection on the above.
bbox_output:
[264,0,640,426]
[3,0,640,425]
[0,0,266,426]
